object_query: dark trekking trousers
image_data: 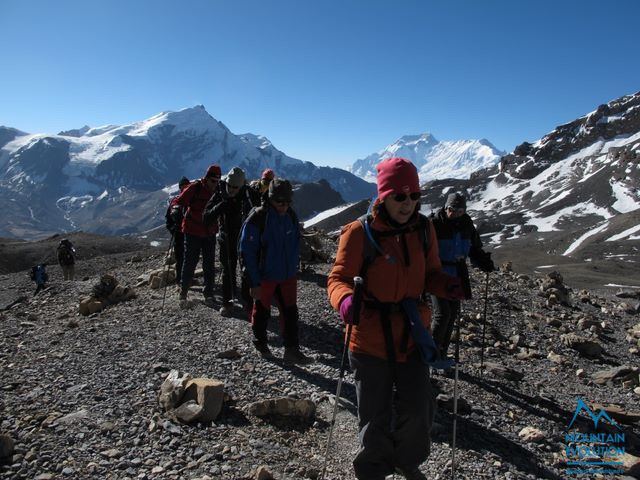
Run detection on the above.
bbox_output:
[349,350,434,480]
[174,230,185,285]
[251,276,299,348]
[181,233,216,297]
[430,295,460,357]
[218,229,239,305]
[240,274,254,315]
[61,264,75,281]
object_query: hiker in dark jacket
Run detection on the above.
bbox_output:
[431,192,494,358]
[57,239,76,280]
[203,167,254,316]
[175,165,221,306]
[239,178,312,365]
[248,168,274,205]
[166,176,190,286]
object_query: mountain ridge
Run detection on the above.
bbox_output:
[0,107,377,239]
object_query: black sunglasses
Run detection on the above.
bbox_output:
[392,192,421,202]
[447,206,466,214]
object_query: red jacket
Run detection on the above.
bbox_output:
[175,179,218,237]
[328,203,452,361]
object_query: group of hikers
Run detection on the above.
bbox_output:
[164,157,494,479]
[165,165,313,366]
[30,238,76,295]
[29,156,494,479]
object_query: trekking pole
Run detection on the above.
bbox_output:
[160,232,176,314]
[479,272,490,374]
[224,211,236,303]
[451,258,470,480]
[451,306,461,480]
[320,276,363,480]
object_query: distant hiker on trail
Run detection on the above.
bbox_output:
[30,264,48,295]
[249,168,275,205]
[166,176,190,287]
[430,192,494,359]
[56,238,76,280]
[174,165,221,307]
[327,157,464,480]
[203,167,254,317]
[239,178,313,365]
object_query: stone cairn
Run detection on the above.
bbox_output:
[79,274,136,316]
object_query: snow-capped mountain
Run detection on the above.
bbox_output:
[0,106,374,201]
[310,91,640,288]
[415,91,640,273]
[0,107,375,239]
[350,133,505,183]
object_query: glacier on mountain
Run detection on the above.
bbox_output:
[350,133,504,183]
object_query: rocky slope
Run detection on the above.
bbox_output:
[1,238,639,479]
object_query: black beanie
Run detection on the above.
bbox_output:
[268,178,293,202]
[445,192,466,209]
[178,176,190,187]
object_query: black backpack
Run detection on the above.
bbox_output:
[57,241,75,266]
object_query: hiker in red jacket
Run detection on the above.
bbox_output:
[175,165,221,306]
[166,176,190,286]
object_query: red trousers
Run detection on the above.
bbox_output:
[251,276,299,348]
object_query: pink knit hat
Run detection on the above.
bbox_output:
[376,157,419,200]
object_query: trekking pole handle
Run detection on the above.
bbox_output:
[351,276,364,326]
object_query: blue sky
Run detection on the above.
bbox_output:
[1,0,638,169]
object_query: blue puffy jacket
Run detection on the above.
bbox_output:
[431,208,484,277]
[239,205,300,287]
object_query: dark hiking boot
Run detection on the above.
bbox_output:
[179,289,188,308]
[253,341,274,359]
[219,302,233,317]
[283,348,314,366]
[395,466,427,480]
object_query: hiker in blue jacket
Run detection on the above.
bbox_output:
[31,264,48,295]
[431,192,494,358]
[239,178,313,365]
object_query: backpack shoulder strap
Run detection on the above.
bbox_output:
[358,214,381,281]
[417,213,431,255]
[245,205,267,232]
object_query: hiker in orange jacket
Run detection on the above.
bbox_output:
[327,157,464,480]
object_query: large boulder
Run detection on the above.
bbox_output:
[181,378,225,422]
[561,333,604,358]
[158,370,192,412]
[245,397,316,420]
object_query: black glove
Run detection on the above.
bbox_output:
[478,252,494,273]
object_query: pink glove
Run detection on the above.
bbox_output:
[339,295,355,324]
[446,277,465,300]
